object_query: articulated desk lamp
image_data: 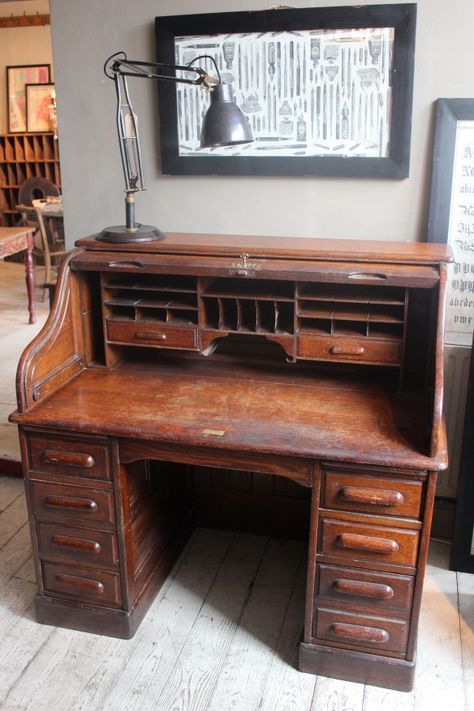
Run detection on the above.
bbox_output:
[98,51,253,243]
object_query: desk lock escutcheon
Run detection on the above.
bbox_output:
[229,252,262,277]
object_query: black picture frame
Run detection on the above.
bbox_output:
[427,98,474,243]
[450,334,474,573]
[155,4,416,178]
[427,98,474,347]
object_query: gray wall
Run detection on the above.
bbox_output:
[50,0,474,248]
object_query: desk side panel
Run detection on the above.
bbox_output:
[14,248,87,413]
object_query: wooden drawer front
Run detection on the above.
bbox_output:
[31,481,116,526]
[28,433,110,482]
[106,320,197,350]
[314,607,409,654]
[38,523,119,569]
[317,564,414,613]
[42,561,122,608]
[319,518,419,567]
[298,335,401,365]
[323,470,423,519]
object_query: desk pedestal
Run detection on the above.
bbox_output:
[21,427,436,692]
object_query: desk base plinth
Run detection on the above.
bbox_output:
[299,642,415,692]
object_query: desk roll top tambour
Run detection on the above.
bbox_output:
[10,233,452,691]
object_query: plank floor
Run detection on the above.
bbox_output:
[0,477,473,711]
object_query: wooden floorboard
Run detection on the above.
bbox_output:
[1,478,474,711]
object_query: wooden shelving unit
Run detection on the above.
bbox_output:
[0,133,61,226]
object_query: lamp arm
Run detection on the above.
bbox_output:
[104,53,221,88]
[105,51,221,223]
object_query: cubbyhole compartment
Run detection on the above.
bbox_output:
[4,137,15,161]
[332,320,368,337]
[107,304,136,320]
[219,298,238,330]
[256,301,276,333]
[201,297,220,329]
[136,307,167,322]
[369,323,405,341]
[298,282,406,305]
[202,277,294,301]
[166,308,197,326]
[14,137,25,161]
[276,302,294,334]
[298,318,332,335]
[368,304,405,323]
[297,300,334,319]
[238,300,257,331]
[103,274,197,293]
[24,136,35,161]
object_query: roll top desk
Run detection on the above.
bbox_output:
[10,234,451,691]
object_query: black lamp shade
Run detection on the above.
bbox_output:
[200,83,253,148]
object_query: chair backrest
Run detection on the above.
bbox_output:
[16,203,65,286]
[18,178,60,206]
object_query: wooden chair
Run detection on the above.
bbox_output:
[16,204,66,298]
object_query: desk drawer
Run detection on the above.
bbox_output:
[316,563,414,613]
[38,523,119,569]
[106,320,198,350]
[323,470,423,519]
[298,335,401,365]
[319,518,419,567]
[31,481,116,526]
[28,432,110,482]
[314,607,409,655]
[42,561,122,607]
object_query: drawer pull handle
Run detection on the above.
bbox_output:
[42,449,95,468]
[45,495,98,513]
[348,273,388,281]
[134,331,167,341]
[331,622,389,644]
[51,534,102,555]
[107,260,144,269]
[340,486,404,507]
[333,578,394,600]
[329,345,365,356]
[337,532,399,555]
[55,573,104,594]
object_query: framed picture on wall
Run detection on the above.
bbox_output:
[26,83,55,132]
[427,98,474,346]
[155,4,416,178]
[6,64,51,133]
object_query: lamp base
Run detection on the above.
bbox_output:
[97,224,164,243]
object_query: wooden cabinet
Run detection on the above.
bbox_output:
[10,233,451,690]
[0,133,61,226]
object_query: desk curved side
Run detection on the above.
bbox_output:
[12,247,87,414]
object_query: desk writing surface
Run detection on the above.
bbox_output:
[14,358,441,470]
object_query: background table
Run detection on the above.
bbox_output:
[0,226,36,324]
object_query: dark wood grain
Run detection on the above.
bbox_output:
[11,233,450,692]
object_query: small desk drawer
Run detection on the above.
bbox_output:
[28,432,110,482]
[314,607,409,654]
[298,335,401,365]
[319,518,419,567]
[323,470,423,519]
[38,523,119,569]
[31,481,116,526]
[316,563,414,613]
[106,320,198,350]
[42,561,122,608]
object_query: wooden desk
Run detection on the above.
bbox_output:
[11,234,452,691]
[0,226,36,324]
